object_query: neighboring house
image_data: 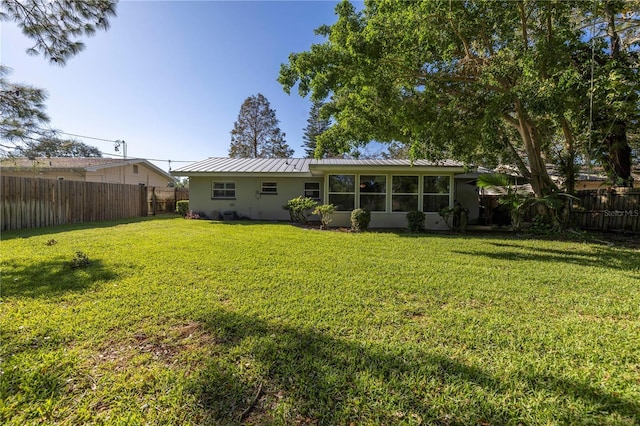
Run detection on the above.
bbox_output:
[0,157,174,187]
[172,157,480,229]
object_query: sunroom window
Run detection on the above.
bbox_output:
[422,176,450,212]
[392,176,419,212]
[359,175,386,211]
[328,174,355,211]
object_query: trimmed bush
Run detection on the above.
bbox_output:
[313,204,336,230]
[176,200,189,217]
[406,210,425,233]
[350,208,371,232]
[283,196,318,223]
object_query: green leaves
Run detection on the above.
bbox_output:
[279,0,638,194]
[0,0,117,65]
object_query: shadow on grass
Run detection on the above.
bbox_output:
[0,215,179,241]
[189,310,639,424]
[1,258,117,298]
[453,241,640,274]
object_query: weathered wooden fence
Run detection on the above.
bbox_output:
[147,187,189,215]
[1,176,148,231]
[574,189,640,233]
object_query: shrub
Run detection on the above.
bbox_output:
[439,202,469,233]
[176,200,189,217]
[312,204,336,230]
[406,210,425,233]
[184,210,203,219]
[350,208,371,232]
[69,251,90,269]
[283,196,318,223]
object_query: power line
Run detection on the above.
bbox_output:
[57,131,118,142]
[56,131,198,164]
[102,151,197,163]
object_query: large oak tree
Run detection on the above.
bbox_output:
[280,0,639,196]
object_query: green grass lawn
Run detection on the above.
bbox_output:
[1,217,639,425]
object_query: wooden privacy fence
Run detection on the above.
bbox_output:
[573,189,640,233]
[1,176,148,231]
[148,187,189,215]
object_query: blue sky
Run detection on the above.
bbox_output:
[1,0,348,171]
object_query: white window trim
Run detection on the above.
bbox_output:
[212,181,236,199]
[359,174,387,212]
[304,182,321,201]
[328,174,356,211]
[391,175,419,213]
[260,181,278,195]
[421,175,453,213]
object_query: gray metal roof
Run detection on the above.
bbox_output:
[172,157,313,174]
[172,157,464,174]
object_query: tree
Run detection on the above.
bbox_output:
[302,99,333,158]
[228,94,293,158]
[279,1,634,198]
[0,66,49,152]
[1,0,117,66]
[17,136,102,158]
[0,0,116,152]
[578,0,640,187]
[381,141,410,159]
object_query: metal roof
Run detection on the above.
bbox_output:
[172,157,464,174]
[172,157,314,174]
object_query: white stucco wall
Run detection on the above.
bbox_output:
[189,176,323,221]
[189,173,462,230]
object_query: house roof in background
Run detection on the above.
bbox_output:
[172,157,466,175]
[1,157,174,180]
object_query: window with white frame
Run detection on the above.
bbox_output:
[304,182,321,201]
[392,176,419,212]
[212,181,236,199]
[359,175,386,211]
[422,175,450,212]
[261,181,277,194]
[133,165,139,174]
[328,174,355,211]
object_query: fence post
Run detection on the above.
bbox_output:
[152,187,157,216]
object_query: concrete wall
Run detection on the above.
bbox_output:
[190,173,465,230]
[189,176,323,221]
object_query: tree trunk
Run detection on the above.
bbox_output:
[513,101,558,197]
[604,120,633,187]
[602,1,633,187]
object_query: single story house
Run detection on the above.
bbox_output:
[0,157,174,187]
[172,157,480,229]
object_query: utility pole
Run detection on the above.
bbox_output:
[114,140,127,159]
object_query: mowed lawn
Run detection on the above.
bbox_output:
[1,217,639,425]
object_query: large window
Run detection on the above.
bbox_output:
[212,181,235,199]
[422,176,450,212]
[304,182,321,201]
[261,181,277,194]
[328,174,355,211]
[392,176,419,212]
[359,175,386,211]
